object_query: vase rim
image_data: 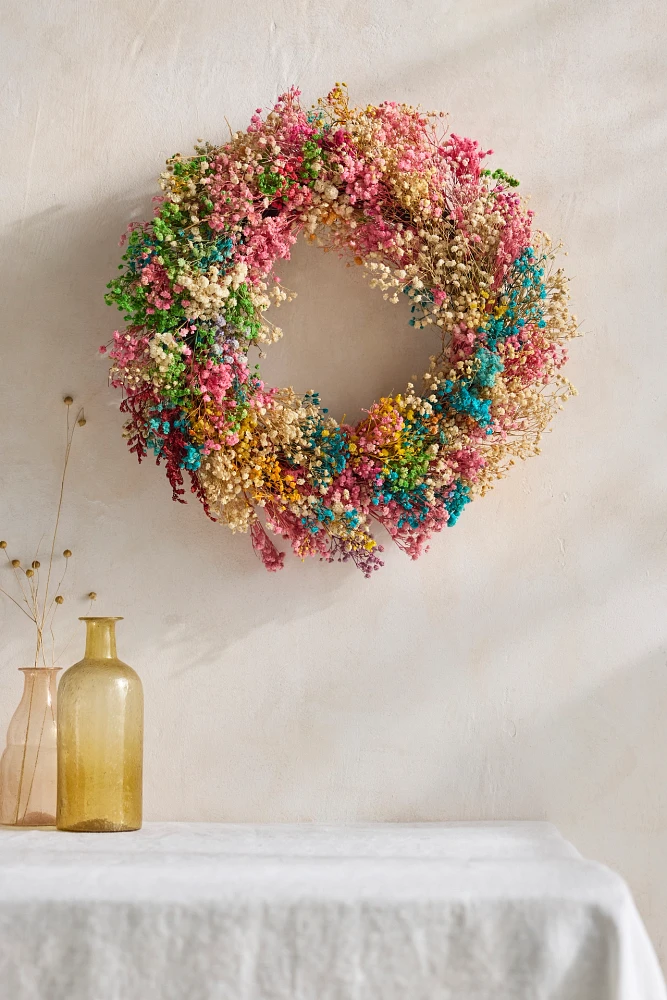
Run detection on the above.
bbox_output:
[18,666,62,672]
[79,616,124,622]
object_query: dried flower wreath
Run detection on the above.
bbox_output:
[104,85,578,576]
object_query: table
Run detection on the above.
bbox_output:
[0,821,663,999]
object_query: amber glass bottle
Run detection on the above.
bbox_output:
[57,617,143,832]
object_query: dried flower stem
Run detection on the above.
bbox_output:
[37,404,83,663]
[1,400,94,665]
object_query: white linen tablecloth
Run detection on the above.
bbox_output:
[0,821,663,1000]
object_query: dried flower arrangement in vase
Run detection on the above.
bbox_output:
[0,396,97,826]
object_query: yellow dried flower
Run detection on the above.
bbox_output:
[31,560,40,569]
[77,417,87,427]
[25,569,34,578]
[0,541,6,549]
[88,592,97,600]
[54,595,64,605]
[63,549,72,558]
[11,559,20,568]
[63,395,73,405]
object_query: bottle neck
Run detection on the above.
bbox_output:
[84,619,118,659]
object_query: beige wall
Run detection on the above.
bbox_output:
[1,0,666,965]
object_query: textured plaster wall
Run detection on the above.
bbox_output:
[1,0,667,965]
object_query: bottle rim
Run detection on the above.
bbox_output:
[79,616,124,622]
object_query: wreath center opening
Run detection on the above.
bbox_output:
[259,238,437,424]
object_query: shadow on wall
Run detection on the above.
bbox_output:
[143,433,667,815]
[384,0,667,225]
[528,648,667,963]
[0,186,442,657]
[3,0,665,641]
[1,40,664,667]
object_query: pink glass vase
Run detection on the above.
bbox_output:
[0,667,60,826]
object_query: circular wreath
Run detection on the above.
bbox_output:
[104,85,577,577]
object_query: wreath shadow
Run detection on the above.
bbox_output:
[0,186,444,673]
